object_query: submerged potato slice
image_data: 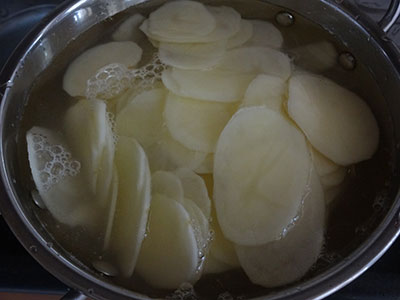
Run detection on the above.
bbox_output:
[112,14,146,42]
[291,41,337,72]
[152,170,184,203]
[287,73,379,165]
[320,167,347,188]
[214,107,311,245]
[244,20,283,49]
[162,68,254,102]
[109,136,151,277]
[136,194,200,289]
[312,148,341,177]
[241,74,286,111]
[63,42,142,97]
[165,93,236,153]
[203,253,233,274]
[195,153,214,174]
[235,170,325,288]
[227,19,253,49]
[103,167,119,250]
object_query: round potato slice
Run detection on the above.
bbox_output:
[218,47,291,80]
[152,170,184,203]
[136,194,200,289]
[244,20,283,49]
[214,107,312,246]
[227,19,253,49]
[203,253,233,274]
[320,167,347,188]
[165,93,236,153]
[108,136,151,278]
[235,170,325,288]
[162,67,254,102]
[287,73,379,165]
[312,148,341,177]
[63,41,142,97]
[241,74,286,111]
[195,153,214,174]
[112,14,146,42]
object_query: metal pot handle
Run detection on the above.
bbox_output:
[379,0,400,32]
[60,289,90,300]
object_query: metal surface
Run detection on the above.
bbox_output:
[61,289,90,300]
[0,0,400,300]
[379,0,400,32]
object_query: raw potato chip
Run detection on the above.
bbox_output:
[63,41,143,97]
[165,93,236,153]
[112,14,146,42]
[109,136,151,277]
[152,170,184,203]
[244,20,283,49]
[235,169,325,288]
[287,73,379,165]
[214,107,311,245]
[227,19,253,49]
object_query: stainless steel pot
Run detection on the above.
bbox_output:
[1,0,400,299]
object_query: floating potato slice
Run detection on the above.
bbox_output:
[320,167,347,189]
[291,41,337,72]
[165,93,236,153]
[195,153,214,174]
[63,41,143,97]
[203,253,233,274]
[152,170,184,203]
[218,47,291,80]
[241,74,286,111]
[312,148,341,177]
[136,194,200,289]
[244,20,283,49]
[203,6,241,42]
[116,88,166,148]
[26,127,95,227]
[214,107,312,246]
[162,67,254,103]
[112,14,146,42]
[235,169,325,288]
[227,19,253,49]
[174,168,211,217]
[109,136,151,278]
[159,40,226,70]
[103,167,118,250]
[287,73,379,165]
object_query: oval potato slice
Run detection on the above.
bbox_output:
[244,20,283,49]
[112,14,146,42]
[227,19,253,49]
[214,107,311,245]
[320,167,347,188]
[152,170,184,203]
[312,148,341,177]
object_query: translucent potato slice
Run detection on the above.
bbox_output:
[235,170,325,288]
[218,47,291,80]
[158,40,226,70]
[152,170,184,203]
[136,194,200,289]
[108,136,151,277]
[162,68,254,102]
[112,14,146,42]
[244,20,283,49]
[195,153,214,174]
[116,88,166,148]
[227,19,253,49]
[165,93,236,153]
[174,168,211,217]
[320,167,347,188]
[103,167,119,250]
[203,253,233,274]
[241,74,286,111]
[287,73,379,165]
[63,41,143,97]
[291,41,337,72]
[214,107,312,245]
[312,148,341,177]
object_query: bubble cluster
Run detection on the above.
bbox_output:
[31,132,81,191]
[166,282,198,300]
[131,54,167,92]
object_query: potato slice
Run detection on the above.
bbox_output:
[203,253,233,274]
[162,67,254,103]
[63,42,142,97]
[291,41,337,72]
[214,107,311,245]
[165,93,236,153]
[103,167,118,250]
[227,19,253,49]
[112,14,146,42]
[287,73,379,165]
[312,148,341,177]
[174,168,211,217]
[241,74,286,111]
[218,47,291,80]
[136,194,200,289]
[244,20,283,49]
[152,170,184,203]
[116,88,166,148]
[195,153,214,174]
[235,170,325,288]
[108,136,151,277]
[320,167,347,188]
[159,40,226,70]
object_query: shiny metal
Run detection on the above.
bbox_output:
[92,260,119,277]
[275,11,295,26]
[61,289,90,300]
[338,52,357,70]
[0,0,400,300]
[379,0,400,32]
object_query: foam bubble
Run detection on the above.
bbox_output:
[166,282,197,300]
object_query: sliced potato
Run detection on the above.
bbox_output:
[218,47,291,80]
[162,67,254,102]
[235,170,325,288]
[320,167,347,188]
[136,194,200,289]
[152,170,184,203]
[214,107,311,245]
[103,167,118,250]
[227,19,253,49]
[287,73,379,165]
[63,42,142,97]
[112,14,146,42]
[159,40,226,70]
[244,20,283,49]
[195,153,214,174]
[202,6,241,41]
[291,41,337,72]
[116,88,166,148]
[109,136,151,278]
[312,148,341,177]
[165,93,236,153]
[241,74,286,111]
[203,253,233,274]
